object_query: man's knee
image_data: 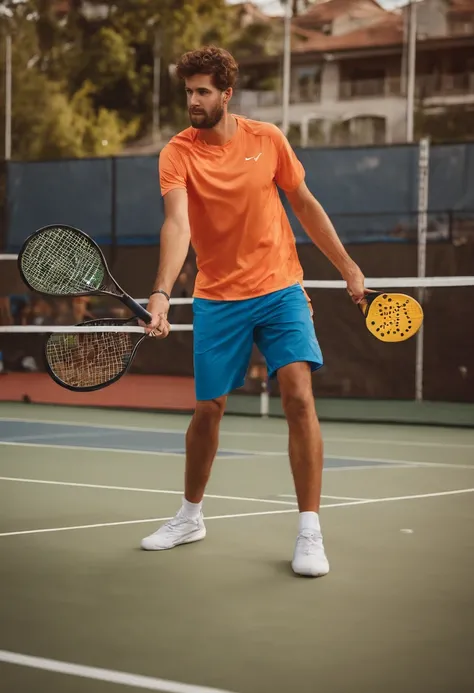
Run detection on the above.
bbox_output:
[193,396,227,427]
[281,388,314,420]
[278,363,315,420]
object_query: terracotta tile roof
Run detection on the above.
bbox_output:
[447,0,474,13]
[230,2,274,23]
[293,13,404,52]
[294,0,386,25]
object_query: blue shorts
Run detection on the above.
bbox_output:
[192,283,323,401]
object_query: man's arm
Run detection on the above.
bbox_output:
[145,188,191,336]
[152,188,191,295]
[286,181,366,303]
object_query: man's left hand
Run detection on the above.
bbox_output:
[343,264,366,305]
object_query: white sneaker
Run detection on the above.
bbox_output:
[141,508,206,551]
[292,529,330,577]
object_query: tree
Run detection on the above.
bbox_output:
[0,13,136,160]
[1,0,249,159]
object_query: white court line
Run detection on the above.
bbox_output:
[333,454,474,471]
[2,439,470,471]
[319,487,474,509]
[0,440,286,460]
[1,487,473,539]
[0,416,193,434]
[325,464,415,472]
[0,476,298,506]
[279,493,371,501]
[1,430,121,443]
[0,650,237,693]
[0,441,439,471]
[323,436,474,450]
[0,508,298,538]
[2,416,473,449]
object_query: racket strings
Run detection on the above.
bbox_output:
[46,329,135,389]
[20,227,108,295]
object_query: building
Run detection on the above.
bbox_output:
[230,0,474,145]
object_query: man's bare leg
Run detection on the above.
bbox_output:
[184,396,227,502]
[278,362,323,512]
[277,362,329,576]
[141,396,226,550]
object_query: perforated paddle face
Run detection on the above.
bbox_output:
[45,319,144,391]
[19,226,111,296]
[366,293,423,342]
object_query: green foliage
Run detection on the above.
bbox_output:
[0,0,285,160]
[81,27,132,91]
[0,12,137,161]
[229,22,277,58]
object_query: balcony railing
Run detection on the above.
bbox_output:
[339,74,474,100]
[231,90,282,112]
[291,82,321,103]
[417,72,474,97]
[232,72,474,113]
[339,77,401,99]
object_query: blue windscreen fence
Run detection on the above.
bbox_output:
[4,142,474,251]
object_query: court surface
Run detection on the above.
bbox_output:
[1,401,473,693]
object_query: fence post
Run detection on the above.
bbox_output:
[110,156,117,271]
[0,160,7,252]
[415,137,430,403]
[448,209,454,242]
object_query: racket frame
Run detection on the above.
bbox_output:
[43,317,148,392]
[18,225,152,324]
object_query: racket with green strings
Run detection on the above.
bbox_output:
[44,317,149,391]
[18,224,151,324]
[358,291,424,342]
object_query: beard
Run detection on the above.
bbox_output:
[189,103,224,129]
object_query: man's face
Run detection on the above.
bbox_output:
[185,74,228,129]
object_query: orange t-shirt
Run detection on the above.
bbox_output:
[158,116,305,301]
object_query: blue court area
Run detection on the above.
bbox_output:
[0,419,403,468]
[0,419,252,457]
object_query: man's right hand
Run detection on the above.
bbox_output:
[142,292,171,339]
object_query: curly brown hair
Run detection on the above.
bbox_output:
[175,46,239,91]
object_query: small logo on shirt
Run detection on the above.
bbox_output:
[245,153,262,162]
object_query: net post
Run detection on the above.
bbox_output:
[415,137,429,402]
[260,379,269,418]
[0,160,6,253]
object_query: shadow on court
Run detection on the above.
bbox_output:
[1,403,474,693]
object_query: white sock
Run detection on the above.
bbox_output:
[299,511,320,533]
[182,497,202,519]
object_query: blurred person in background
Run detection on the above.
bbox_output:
[0,297,13,326]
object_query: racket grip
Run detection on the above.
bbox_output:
[121,295,152,324]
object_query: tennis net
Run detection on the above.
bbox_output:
[1,265,473,426]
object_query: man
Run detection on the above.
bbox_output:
[141,46,366,577]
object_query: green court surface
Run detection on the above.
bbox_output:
[1,402,473,693]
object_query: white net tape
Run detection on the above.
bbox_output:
[0,325,193,333]
[135,276,474,304]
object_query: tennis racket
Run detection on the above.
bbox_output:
[44,318,148,391]
[358,291,423,342]
[18,224,151,324]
